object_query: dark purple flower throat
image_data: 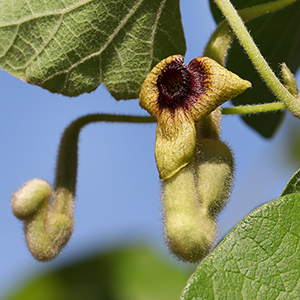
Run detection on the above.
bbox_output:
[157,63,191,110]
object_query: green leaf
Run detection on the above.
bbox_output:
[0,0,185,99]
[209,0,300,137]
[180,170,300,299]
[281,168,300,196]
[4,245,192,300]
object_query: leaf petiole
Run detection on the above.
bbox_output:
[221,102,286,115]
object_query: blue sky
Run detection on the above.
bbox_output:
[1,1,300,297]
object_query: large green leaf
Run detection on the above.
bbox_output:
[180,168,300,299]
[209,0,300,137]
[4,245,192,300]
[0,0,185,99]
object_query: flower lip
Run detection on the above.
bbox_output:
[139,55,251,180]
[157,62,191,110]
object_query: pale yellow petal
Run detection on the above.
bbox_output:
[155,111,195,180]
[139,55,184,118]
[188,57,251,122]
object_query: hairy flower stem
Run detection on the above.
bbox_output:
[53,114,155,217]
[12,114,155,261]
[222,102,286,115]
[55,114,155,195]
[53,114,156,232]
[213,0,300,118]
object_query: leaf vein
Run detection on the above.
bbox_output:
[40,0,147,84]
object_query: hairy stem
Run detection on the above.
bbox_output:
[240,0,297,20]
[55,114,156,194]
[12,114,156,261]
[205,0,297,65]
[213,0,300,118]
[222,102,286,115]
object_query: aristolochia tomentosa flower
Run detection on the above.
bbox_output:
[139,55,251,180]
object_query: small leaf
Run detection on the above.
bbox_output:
[181,186,300,299]
[209,0,300,137]
[281,168,300,196]
[0,0,185,99]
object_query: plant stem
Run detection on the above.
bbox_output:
[55,114,155,193]
[240,0,297,21]
[222,102,286,115]
[213,0,300,118]
[204,0,297,65]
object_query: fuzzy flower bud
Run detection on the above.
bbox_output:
[11,179,74,262]
[281,63,299,98]
[195,138,234,218]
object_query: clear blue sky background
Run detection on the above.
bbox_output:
[1,1,300,297]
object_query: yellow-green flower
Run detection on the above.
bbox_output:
[139,55,251,180]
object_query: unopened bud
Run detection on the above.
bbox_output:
[11,179,52,220]
[11,180,75,261]
[281,63,299,98]
[195,138,234,218]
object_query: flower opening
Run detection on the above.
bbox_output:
[157,62,191,110]
[139,55,251,179]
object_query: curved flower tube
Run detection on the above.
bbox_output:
[11,178,74,262]
[139,55,251,180]
[11,114,156,262]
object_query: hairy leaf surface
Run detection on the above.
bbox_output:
[0,0,185,99]
[181,168,300,299]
